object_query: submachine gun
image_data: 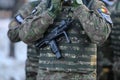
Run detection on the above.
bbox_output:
[35,17,73,59]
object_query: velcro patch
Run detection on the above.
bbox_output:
[15,14,24,24]
[98,6,110,14]
[97,6,112,24]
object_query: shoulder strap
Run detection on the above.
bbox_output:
[82,0,94,9]
[87,0,94,9]
[82,0,87,6]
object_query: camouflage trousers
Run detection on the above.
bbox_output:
[26,71,37,80]
[36,70,96,80]
[25,57,38,80]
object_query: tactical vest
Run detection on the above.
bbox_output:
[37,6,97,73]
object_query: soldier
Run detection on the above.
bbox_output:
[8,0,112,80]
[97,1,115,80]
[110,0,120,80]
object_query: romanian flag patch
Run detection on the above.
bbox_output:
[98,6,110,14]
[97,6,112,24]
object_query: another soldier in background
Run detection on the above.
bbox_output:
[98,0,120,80]
[110,0,120,80]
[8,0,112,80]
[97,0,115,80]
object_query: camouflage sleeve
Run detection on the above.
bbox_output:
[8,1,39,42]
[19,11,54,44]
[8,0,61,44]
[18,0,54,44]
[73,0,112,45]
[18,0,62,44]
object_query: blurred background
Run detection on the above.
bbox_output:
[0,0,32,80]
[0,0,119,80]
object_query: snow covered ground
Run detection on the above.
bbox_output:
[0,19,27,80]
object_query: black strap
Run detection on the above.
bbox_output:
[82,0,94,9]
[47,0,52,9]
[87,0,94,9]
[82,0,87,6]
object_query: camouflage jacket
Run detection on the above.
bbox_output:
[8,0,112,73]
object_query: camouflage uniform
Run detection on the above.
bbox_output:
[8,0,112,80]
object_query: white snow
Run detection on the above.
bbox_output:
[0,18,27,80]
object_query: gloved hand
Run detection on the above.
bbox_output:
[47,0,62,18]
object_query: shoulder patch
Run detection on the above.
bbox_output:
[97,6,112,24]
[15,14,24,24]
